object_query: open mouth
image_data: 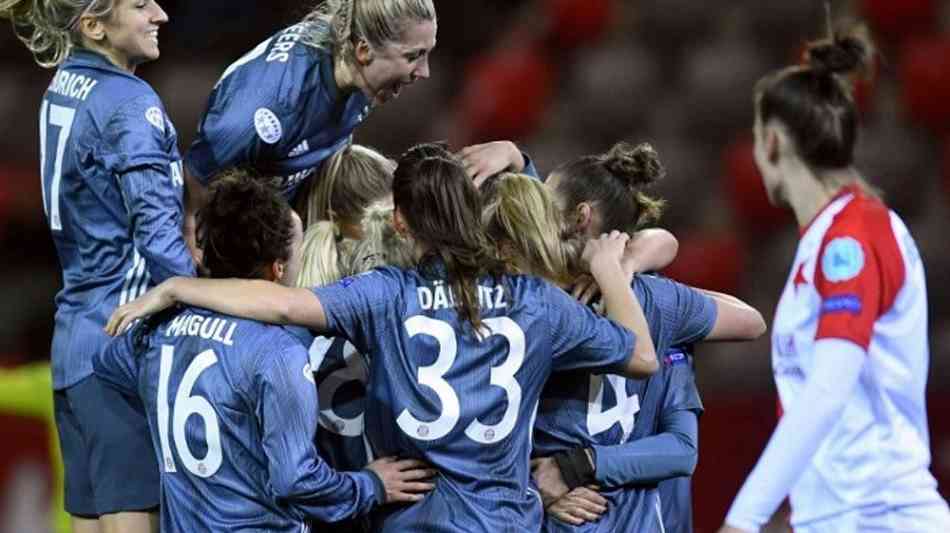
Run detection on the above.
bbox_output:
[148,29,159,45]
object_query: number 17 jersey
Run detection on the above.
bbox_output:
[313,266,636,533]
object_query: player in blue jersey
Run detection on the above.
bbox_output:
[2,1,195,531]
[95,171,436,532]
[106,143,661,532]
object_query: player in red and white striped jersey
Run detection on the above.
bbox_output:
[720,23,950,533]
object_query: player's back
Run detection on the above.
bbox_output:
[313,266,635,532]
[41,49,185,390]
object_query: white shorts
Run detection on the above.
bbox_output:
[793,502,950,533]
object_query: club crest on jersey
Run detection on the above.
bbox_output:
[254,107,283,144]
[145,106,165,133]
[821,237,864,283]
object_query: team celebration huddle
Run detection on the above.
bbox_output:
[3,0,948,531]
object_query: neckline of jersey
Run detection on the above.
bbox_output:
[798,183,861,237]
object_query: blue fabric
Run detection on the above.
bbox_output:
[312,265,635,532]
[54,374,160,516]
[94,307,380,531]
[185,23,371,201]
[41,48,193,391]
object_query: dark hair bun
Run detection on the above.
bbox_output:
[604,142,666,188]
[806,26,873,77]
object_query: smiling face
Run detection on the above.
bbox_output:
[94,0,169,71]
[357,18,437,105]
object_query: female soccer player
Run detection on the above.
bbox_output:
[479,165,764,533]
[107,145,659,532]
[1,1,193,531]
[719,24,950,533]
[94,171,435,531]
[182,0,438,251]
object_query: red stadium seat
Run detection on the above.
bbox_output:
[545,0,616,49]
[721,138,790,237]
[900,36,950,136]
[859,0,936,45]
[662,232,745,295]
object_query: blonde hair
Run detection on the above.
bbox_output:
[300,0,435,65]
[295,201,412,288]
[298,144,394,228]
[482,173,579,285]
[1,0,116,68]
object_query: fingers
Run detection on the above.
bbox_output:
[573,487,607,507]
[389,490,427,503]
[549,508,585,526]
[392,458,431,471]
[395,481,435,493]
[398,467,439,481]
[566,490,607,514]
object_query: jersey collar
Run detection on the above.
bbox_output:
[798,184,861,237]
[66,48,138,79]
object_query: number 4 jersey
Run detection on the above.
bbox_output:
[313,266,637,533]
[93,307,381,532]
[41,49,194,391]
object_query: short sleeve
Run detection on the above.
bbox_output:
[93,327,141,396]
[637,275,717,349]
[185,88,265,184]
[311,269,401,351]
[543,283,635,374]
[100,93,174,174]
[661,349,703,415]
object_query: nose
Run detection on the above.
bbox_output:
[152,1,169,24]
[413,56,430,81]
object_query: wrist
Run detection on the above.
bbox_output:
[508,143,525,171]
[589,257,625,281]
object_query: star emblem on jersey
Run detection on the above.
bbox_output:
[145,106,165,133]
[821,237,865,283]
[254,107,283,144]
[793,263,808,292]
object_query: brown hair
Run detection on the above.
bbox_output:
[198,169,297,280]
[1,0,116,68]
[392,143,506,336]
[552,141,666,234]
[297,144,394,229]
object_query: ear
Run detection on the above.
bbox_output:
[575,202,593,232]
[392,207,409,237]
[78,15,106,43]
[765,125,781,166]
[354,39,374,66]
[267,260,286,283]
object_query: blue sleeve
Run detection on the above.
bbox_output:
[544,283,635,374]
[185,89,261,185]
[310,269,401,352]
[93,330,140,396]
[119,167,196,282]
[592,406,698,487]
[99,94,175,174]
[662,352,703,414]
[521,151,540,180]
[255,336,380,522]
[639,275,717,348]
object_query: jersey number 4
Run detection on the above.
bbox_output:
[399,316,525,444]
[587,374,639,442]
[157,345,223,478]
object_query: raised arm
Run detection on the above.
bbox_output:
[698,289,767,341]
[106,277,327,336]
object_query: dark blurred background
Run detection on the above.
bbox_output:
[1,1,948,531]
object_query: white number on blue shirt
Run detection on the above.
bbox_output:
[587,374,639,442]
[157,345,223,478]
[398,316,526,444]
[309,336,368,437]
[39,100,76,231]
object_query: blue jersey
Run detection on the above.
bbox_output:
[94,307,381,532]
[186,23,371,200]
[40,49,194,390]
[541,347,704,533]
[655,352,700,533]
[313,266,637,532]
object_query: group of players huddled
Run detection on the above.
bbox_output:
[4,0,948,532]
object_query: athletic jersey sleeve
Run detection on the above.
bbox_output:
[543,283,636,373]
[310,269,401,351]
[255,335,380,522]
[101,94,195,282]
[813,211,903,350]
[661,350,703,414]
[93,327,141,396]
[641,275,717,347]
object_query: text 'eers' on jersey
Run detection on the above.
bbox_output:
[312,265,637,533]
[771,185,944,526]
[41,49,194,390]
[94,307,380,532]
[186,23,371,201]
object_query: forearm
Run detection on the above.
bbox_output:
[163,277,322,329]
[699,289,767,341]
[593,408,698,487]
[623,229,678,275]
[725,339,865,531]
[123,167,195,281]
[592,260,657,377]
[279,467,380,522]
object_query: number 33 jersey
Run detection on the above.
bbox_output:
[313,266,636,533]
[771,185,944,525]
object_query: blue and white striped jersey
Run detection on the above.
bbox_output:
[186,23,371,201]
[312,265,636,532]
[40,48,194,390]
[94,307,381,532]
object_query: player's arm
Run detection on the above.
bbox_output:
[572,228,678,305]
[585,232,658,378]
[458,140,538,186]
[698,288,767,341]
[105,277,328,335]
[106,96,195,282]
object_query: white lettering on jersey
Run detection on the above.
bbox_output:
[254,108,283,144]
[165,314,237,346]
[47,71,98,101]
[267,24,306,63]
[417,283,508,311]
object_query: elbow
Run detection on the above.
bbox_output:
[625,345,659,379]
[678,450,699,477]
[745,310,768,340]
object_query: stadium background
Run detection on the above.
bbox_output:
[0,0,948,531]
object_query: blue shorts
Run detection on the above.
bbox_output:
[54,375,159,517]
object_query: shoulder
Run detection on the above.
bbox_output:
[820,192,901,277]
